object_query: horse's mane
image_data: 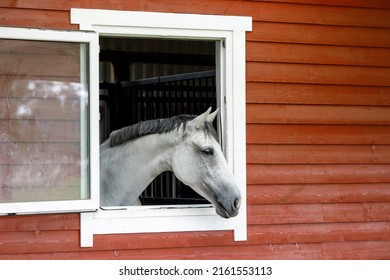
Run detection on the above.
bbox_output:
[109,114,217,147]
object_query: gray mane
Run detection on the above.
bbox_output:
[109,114,216,147]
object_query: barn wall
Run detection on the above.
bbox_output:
[0,0,389,259]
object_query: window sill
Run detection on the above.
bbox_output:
[80,206,246,247]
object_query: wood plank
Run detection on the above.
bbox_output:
[248,222,390,244]
[0,98,80,121]
[0,143,80,165]
[72,243,317,260]
[0,228,233,255]
[247,124,390,144]
[251,0,390,9]
[247,1,390,27]
[0,120,80,142]
[323,202,390,223]
[248,21,390,48]
[0,221,386,258]
[135,1,390,28]
[97,225,367,253]
[0,228,228,256]
[246,82,390,106]
[248,204,324,224]
[247,62,390,86]
[249,203,390,225]
[0,0,79,10]
[247,104,390,125]
[6,217,378,253]
[1,2,389,32]
[7,241,389,260]
[247,42,390,67]
[0,222,387,258]
[3,0,390,28]
[247,183,390,204]
[247,145,390,164]
[247,164,390,185]
[0,230,80,255]
[95,231,236,252]
[0,8,75,29]
[0,243,324,260]
[0,214,79,232]
[322,240,390,259]
[245,2,390,28]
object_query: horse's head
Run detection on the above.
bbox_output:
[171,108,241,219]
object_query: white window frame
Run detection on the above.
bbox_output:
[0,27,100,215]
[71,8,252,247]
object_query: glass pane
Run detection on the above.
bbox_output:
[0,39,89,203]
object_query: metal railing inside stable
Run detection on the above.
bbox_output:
[100,70,217,205]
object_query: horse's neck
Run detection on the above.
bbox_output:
[100,132,176,206]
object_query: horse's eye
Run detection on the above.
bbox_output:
[202,148,214,156]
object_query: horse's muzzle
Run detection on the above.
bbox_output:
[216,196,241,219]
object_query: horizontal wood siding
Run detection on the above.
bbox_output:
[0,0,389,259]
[244,0,390,260]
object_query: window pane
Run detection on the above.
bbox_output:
[0,39,89,203]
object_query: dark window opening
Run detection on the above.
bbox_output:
[99,37,217,205]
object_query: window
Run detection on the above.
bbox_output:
[99,37,217,205]
[0,27,99,214]
[0,10,250,247]
[74,9,251,247]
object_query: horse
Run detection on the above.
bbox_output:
[99,108,241,219]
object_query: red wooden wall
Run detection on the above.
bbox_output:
[0,0,389,259]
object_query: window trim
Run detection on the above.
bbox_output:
[0,27,100,215]
[71,8,252,247]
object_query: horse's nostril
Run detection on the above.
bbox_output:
[233,197,241,209]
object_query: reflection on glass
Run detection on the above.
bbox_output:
[0,39,89,203]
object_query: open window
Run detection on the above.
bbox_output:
[72,9,251,247]
[99,37,218,205]
[0,27,99,215]
[0,10,250,247]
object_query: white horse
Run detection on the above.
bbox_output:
[100,108,241,218]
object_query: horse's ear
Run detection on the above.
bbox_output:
[207,108,219,123]
[192,107,212,129]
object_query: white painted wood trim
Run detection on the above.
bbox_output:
[71,9,252,247]
[0,26,95,42]
[231,30,248,241]
[0,27,99,215]
[71,9,252,31]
